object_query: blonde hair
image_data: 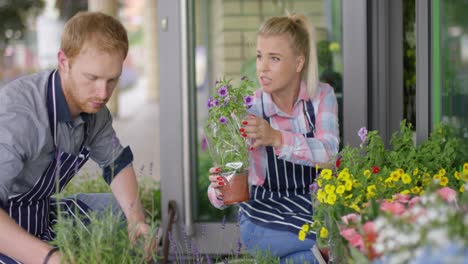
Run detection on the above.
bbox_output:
[258,14,319,97]
[60,11,128,60]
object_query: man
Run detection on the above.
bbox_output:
[0,12,153,263]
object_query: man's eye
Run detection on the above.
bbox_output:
[272,57,280,61]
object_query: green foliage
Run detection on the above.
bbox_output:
[204,77,255,173]
[52,209,160,263]
[58,170,161,222]
[309,120,467,260]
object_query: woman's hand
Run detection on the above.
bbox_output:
[208,167,225,201]
[240,115,282,149]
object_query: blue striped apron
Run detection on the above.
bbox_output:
[240,95,317,238]
[0,70,92,264]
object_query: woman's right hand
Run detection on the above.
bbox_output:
[208,167,225,200]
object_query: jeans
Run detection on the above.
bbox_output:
[239,213,318,264]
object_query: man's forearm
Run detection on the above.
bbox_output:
[0,209,55,264]
[110,165,146,224]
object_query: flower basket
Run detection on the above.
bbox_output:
[204,77,255,205]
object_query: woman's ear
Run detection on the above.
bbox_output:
[296,55,305,73]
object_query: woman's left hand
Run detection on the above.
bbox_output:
[241,115,282,149]
[128,221,159,261]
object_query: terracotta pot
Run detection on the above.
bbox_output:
[220,171,249,205]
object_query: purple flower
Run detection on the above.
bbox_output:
[243,95,253,107]
[206,97,213,109]
[212,99,219,107]
[201,136,207,151]
[219,116,228,124]
[223,97,230,106]
[309,182,319,193]
[215,80,219,85]
[218,86,228,97]
[358,127,368,143]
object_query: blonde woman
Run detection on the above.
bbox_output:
[208,14,339,263]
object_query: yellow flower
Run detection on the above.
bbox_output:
[463,163,468,173]
[329,42,340,52]
[398,168,404,175]
[336,185,345,194]
[440,176,449,186]
[454,171,461,180]
[326,194,337,205]
[338,170,350,181]
[411,186,420,194]
[317,179,322,187]
[402,173,412,184]
[460,184,465,193]
[367,185,376,193]
[400,190,410,195]
[439,168,446,176]
[298,230,307,241]
[462,172,468,182]
[433,174,441,181]
[345,180,353,191]
[413,168,419,176]
[391,171,401,181]
[325,184,336,194]
[321,169,333,180]
[363,169,371,177]
[320,227,328,238]
[344,194,353,200]
[301,224,310,232]
[349,204,360,212]
[317,189,326,203]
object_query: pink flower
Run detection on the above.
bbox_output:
[437,187,457,203]
[380,201,406,215]
[340,227,364,250]
[395,193,411,203]
[363,221,377,243]
[341,213,359,225]
[409,196,420,206]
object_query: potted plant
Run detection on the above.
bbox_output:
[204,77,255,204]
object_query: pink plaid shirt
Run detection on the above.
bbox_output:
[208,82,340,208]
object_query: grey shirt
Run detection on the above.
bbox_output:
[0,70,132,206]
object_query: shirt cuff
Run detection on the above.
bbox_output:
[102,146,134,184]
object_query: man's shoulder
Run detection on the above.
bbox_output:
[0,70,51,105]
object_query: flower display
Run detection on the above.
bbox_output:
[204,77,255,173]
[305,120,467,263]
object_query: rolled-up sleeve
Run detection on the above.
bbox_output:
[273,85,339,166]
[87,107,133,184]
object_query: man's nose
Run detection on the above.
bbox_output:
[96,81,110,100]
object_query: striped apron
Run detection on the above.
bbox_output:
[240,95,317,238]
[0,70,92,264]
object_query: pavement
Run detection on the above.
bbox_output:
[78,78,160,181]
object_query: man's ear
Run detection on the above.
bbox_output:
[296,55,305,73]
[57,50,70,74]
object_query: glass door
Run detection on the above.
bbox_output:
[190,0,343,254]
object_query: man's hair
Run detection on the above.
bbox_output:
[258,14,319,97]
[60,11,129,60]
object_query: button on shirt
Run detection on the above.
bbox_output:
[208,82,339,208]
[0,70,133,206]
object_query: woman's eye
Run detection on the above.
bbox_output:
[256,54,261,60]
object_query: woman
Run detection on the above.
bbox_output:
[208,14,339,263]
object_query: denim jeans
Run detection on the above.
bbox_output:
[239,213,318,264]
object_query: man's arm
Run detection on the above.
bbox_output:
[110,165,146,225]
[0,209,60,264]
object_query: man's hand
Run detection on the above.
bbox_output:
[128,221,158,262]
[241,115,282,149]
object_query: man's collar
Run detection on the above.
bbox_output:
[48,70,90,124]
